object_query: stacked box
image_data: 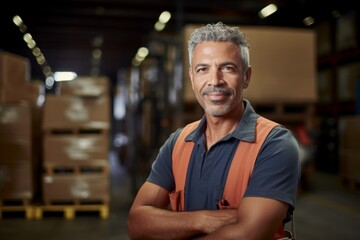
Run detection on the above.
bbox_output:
[0,102,33,200]
[0,161,33,200]
[42,174,109,204]
[42,76,110,206]
[58,76,109,97]
[0,54,46,220]
[0,51,31,103]
[43,134,109,169]
[43,95,110,130]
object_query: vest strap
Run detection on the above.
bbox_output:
[222,117,279,206]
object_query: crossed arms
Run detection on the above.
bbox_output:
[127,181,288,240]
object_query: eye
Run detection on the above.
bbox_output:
[222,65,235,72]
[196,66,208,73]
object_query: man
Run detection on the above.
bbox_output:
[127,22,300,240]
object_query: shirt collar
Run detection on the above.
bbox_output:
[185,99,258,143]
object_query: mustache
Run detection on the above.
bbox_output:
[201,86,232,96]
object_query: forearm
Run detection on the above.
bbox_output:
[127,206,237,240]
[196,197,288,240]
[127,205,202,240]
[195,220,278,240]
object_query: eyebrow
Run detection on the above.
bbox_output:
[194,63,209,69]
[194,61,238,69]
[219,61,239,69]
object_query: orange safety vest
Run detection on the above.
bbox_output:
[170,116,285,239]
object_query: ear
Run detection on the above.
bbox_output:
[242,67,251,89]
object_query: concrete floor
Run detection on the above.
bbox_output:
[1,154,360,240]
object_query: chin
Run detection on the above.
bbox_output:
[206,109,229,117]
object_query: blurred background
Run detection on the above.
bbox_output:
[0,0,359,239]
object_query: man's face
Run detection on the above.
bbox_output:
[189,41,250,117]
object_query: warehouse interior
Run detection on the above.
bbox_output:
[1,0,360,239]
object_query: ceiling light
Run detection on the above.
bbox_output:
[27,39,36,49]
[137,47,149,58]
[259,4,278,19]
[45,76,55,88]
[54,71,77,82]
[32,47,41,57]
[92,49,102,59]
[303,16,315,26]
[12,15,23,26]
[23,33,33,43]
[154,21,166,31]
[159,11,171,24]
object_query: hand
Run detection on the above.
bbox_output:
[200,208,238,234]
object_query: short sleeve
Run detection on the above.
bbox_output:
[146,129,182,192]
[243,126,301,209]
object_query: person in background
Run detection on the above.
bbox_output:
[127,22,300,240]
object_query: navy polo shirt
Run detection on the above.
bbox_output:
[147,99,300,215]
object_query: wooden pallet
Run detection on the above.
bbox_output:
[43,164,109,175]
[33,203,109,220]
[0,199,33,219]
[43,127,108,135]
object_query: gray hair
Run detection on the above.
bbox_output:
[187,22,250,71]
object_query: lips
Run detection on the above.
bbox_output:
[206,92,229,101]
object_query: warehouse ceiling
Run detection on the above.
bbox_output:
[0,0,355,81]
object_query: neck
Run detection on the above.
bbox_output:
[204,102,244,149]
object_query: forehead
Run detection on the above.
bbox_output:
[192,41,241,63]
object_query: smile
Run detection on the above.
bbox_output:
[206,92,229,101]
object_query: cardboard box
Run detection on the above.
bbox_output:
[0,102,32,141]
[58,76,110,97]
[43,134,109,167]
[42,174,109,204]
[0,51,30,87]
[0,161,33,199]
[0,87,30,103]
[0,140,32,163]
[43,95,110,130]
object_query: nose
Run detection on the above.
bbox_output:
[208,69,223,86]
